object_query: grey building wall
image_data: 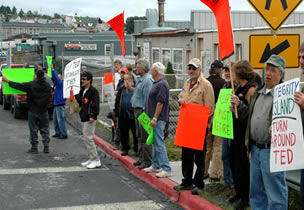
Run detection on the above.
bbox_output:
[34,32,133,59]
[1,22,71,40]
[191,10,304,31]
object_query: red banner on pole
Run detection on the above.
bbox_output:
[107,12,125,56]
[200,0,234,60]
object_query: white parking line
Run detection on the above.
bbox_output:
[32,200,163,210]
[0,166,108,175]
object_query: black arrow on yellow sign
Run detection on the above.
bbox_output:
[265,0,288,10]
[259,40,290,63]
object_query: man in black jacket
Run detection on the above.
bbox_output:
[2,70,51,154]
[72,71,100,169]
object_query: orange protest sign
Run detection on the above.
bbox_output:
[174,103,210,151]
[104,73,113,85]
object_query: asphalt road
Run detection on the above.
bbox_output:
[0,107,183,210]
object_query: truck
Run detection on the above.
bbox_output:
[0,64,53,119]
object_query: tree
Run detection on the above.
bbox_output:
[165,62,176,89]
[12,6,17,15]
[53,13,61,19]
[33,11,39,17]
[5,6,11,15]
[125,16,146,34]
[26,10,33,17]
[19,9,24,17]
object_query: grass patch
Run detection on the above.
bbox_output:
[165,140,181,161]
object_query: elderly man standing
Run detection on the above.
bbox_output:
[130,58,154,169]
[231,54,288,209]
[294,42,304,209]
[174,58,215,195]
[143,62,171,178]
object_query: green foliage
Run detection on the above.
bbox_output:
[18,9,24,17]
[53,13,61,19]
[26,10,33,17]
[125,16,147,34]
[12,6,17,15]
[165,140,181,161]
[165,62,176,89]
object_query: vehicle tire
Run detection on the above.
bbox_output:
[10,96,14,114]
[0,91,3,105]
[3,96,10,110]
[13,99,23,119]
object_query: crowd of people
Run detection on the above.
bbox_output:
[2,41,304,209]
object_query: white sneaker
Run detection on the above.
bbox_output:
[81,160,92,167]
[143,166,162,173]
[156,170,172,178]
[86,160,101,169]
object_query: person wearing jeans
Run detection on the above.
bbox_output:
[222,138,234,189]
[51,66,67,139]
[143,62,171,178]
[231,55,288,209]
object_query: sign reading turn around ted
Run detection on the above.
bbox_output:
[249,34,300,69]
[247,0,303,32]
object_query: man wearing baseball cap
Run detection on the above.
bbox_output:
[174,58,215,195]
[231,54,287,209]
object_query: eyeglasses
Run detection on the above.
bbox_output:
[298,56,304,60]
[188,66,197,71]
[120,72,126,74]
[81,78,87,81]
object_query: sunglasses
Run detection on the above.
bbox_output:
[81,78,87,81]
[188,66,197,71]
[298,56,304,60]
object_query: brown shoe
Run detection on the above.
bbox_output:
[28,147,38,154]
[43,146,49,153]
[111,145,120,150]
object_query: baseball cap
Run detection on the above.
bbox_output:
[265,54,286,69]
[188,58,201,68]
[211,60,223,69]
[120,68,128,73]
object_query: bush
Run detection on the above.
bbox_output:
[165,62,176,89]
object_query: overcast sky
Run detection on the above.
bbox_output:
[2,0,304,21]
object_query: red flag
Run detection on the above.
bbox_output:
[107,12,125,56]
[200,0,234,60]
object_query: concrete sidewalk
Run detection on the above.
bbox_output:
[93,135,222,210]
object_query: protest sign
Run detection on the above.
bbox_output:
[103,73,115,109]
[174,103,210,150]
[63,57,82,98]
[46,56,52,78]
[271,78,304,172]
[2,68,34,94]
[212,89,233,139]
[137,112,154,145]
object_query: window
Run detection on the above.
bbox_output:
[105,44,111,56]
[235,44,243,61]
[152,48,160,64]
[161,48,171,68]
[173,48,183,80]
[214,44,220,60]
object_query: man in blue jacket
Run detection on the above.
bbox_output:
[51,64,68,139]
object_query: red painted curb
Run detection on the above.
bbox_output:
[93,135,222,210]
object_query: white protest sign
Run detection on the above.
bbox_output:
[104,83,115,109]
[271,78,304,172]
[63,57,82,98]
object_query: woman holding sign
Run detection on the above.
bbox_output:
[228,60,258,209]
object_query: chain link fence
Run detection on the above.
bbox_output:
[92,74,187,141]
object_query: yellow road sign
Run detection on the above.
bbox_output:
[247,0,303,32]
[249,34,299,69]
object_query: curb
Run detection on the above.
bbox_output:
[93,135,222,210]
